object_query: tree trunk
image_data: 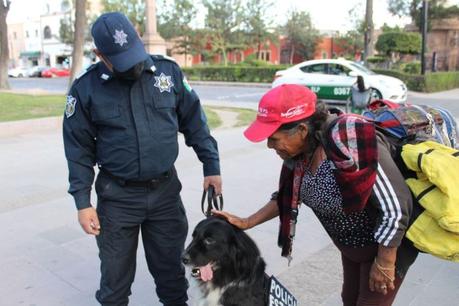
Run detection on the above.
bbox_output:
[222,50,227,66]
[363,0,374,63]
[68,0,87,88]
[257,40,262,60]
[289,44,295,65]
[0,1,11,90]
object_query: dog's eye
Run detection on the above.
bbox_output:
[203,237,216,245]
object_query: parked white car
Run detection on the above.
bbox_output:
[272,59,407,103]
[8,67,29,78]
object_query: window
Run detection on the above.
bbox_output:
[26,31,29,38]
[256,50,271,62]
[300,64,326,74]
[35,29,39,37]
[44,26,52,39]
[327,64,351,76]
[13,32,17,39]
[322,52,327,59]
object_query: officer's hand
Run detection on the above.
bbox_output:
[204,175,222,195]
[78,207,101,235]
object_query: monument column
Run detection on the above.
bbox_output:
[143,0,166,54]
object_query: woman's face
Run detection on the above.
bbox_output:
[267,124,308,160]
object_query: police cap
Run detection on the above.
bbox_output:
[91,12,148,72]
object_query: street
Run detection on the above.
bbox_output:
[8,77,459,117]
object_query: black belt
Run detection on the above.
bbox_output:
[100,169,172,188]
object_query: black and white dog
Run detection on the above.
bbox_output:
[182,216,267,306]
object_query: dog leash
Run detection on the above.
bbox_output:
[201,185,224,217]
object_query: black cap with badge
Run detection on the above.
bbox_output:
[91,12,148,72]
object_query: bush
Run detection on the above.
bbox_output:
[401,62,421,74]
[182,66,287,83]
[241,54,271,67]
[373,69,459,92]
[373,69,426,91]
[375,32,422,55]
[424,72,459,92]
[367,56,386,64]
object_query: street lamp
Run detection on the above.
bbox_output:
[421,0,428,75]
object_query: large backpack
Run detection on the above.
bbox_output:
[362,99,459,148]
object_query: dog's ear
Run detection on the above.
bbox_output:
[233,231,262,277]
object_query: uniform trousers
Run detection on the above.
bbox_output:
[94,168,189,306]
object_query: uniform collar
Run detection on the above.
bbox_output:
[98,57,156,83]
[144,56,157,74]
[98,62,113,83]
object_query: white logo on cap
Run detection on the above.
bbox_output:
[281,105,306,118]
[113,29,128,47]
[258,107,269,117]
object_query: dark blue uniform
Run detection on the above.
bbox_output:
[63,55,220,306]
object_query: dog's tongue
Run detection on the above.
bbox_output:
[199,264,213,282]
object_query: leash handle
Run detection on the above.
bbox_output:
[201,185,224,217]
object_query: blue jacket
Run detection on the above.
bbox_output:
[63,55,220,209]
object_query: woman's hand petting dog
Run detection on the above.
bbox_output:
[211,210,251,230]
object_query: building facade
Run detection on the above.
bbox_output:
[7,0,101,70]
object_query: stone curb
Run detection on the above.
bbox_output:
[0,116,63,138]
[189,80,271,88]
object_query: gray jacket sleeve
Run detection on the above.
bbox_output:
[370,134,413,247]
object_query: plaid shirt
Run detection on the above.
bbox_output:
[277,115,378,258]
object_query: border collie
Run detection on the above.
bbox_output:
[182,216,267,306]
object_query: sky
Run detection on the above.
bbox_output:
[7,0,412,32]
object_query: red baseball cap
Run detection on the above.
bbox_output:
[244,84,317,142]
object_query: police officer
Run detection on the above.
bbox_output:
[63,12,221,306]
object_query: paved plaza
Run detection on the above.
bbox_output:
[1,114,459,305]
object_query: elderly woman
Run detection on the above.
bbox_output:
[214,84,418,306]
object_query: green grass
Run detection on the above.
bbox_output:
[206,106,256,127]
[0,93,256,129]
[203,106,222,129]
[0,92,64,122]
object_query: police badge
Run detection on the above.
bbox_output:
[65,95,77,118]
[154,72,174,93]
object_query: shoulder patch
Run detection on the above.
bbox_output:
[65,95,77,118]
[183,76,192,92]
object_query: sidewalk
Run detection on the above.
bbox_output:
[1,118,459,305]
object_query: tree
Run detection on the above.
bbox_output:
[282,10,320,64]
[157,0,198,58]
[0,0,10,90]
[203,0,245,66]
[375,31,421,60]
[388,0,459,29]
[243,0,276,60]
[69,0,87,87]
[337,4,365,60]
[363,0,374,62]
[101,0,145,34]
[157,0,196,39]
[335,31,364,59]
